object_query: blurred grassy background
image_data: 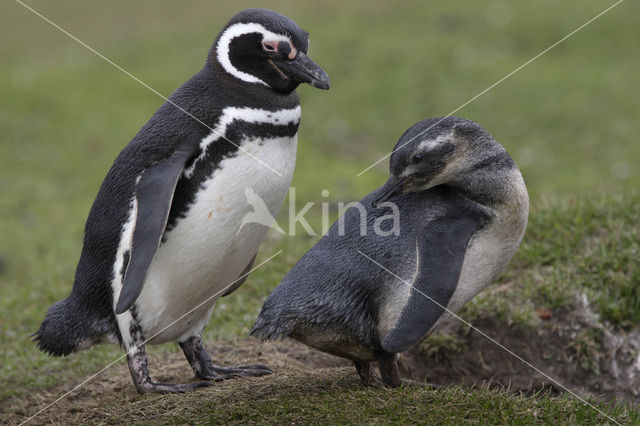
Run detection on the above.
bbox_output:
[1,0,638,406]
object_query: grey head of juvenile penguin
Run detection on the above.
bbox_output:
[33,8,329,394]
[251,117,529,387]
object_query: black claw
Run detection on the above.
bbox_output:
[200,367,273,382]
[136,380,213,394]
[208,365,273,378]
[190,381,216,390]
[228,363,273,373]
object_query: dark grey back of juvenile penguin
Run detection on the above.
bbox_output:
[252,117,528,387]
[34,8,330,394]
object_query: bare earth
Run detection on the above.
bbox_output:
[4,340,350,425]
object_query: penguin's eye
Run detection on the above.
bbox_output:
[261,41,278,53]
[411,154,424,164]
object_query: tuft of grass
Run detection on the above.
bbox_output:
[565,328,604,375]
[419,332,466,359]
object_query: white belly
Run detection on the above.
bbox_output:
[137,135,297,343]
[445,226,517,313]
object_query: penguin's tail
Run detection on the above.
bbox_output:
[33,297,112,356]
[250,308,294,342]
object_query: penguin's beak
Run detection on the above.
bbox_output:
[373,177,404,208]
[276,52,330,90]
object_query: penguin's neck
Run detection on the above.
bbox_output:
[206,61,300,111]
[448,150,520,208]
[451,166,529,230]
[450,173,510,207]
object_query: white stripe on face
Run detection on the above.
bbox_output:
[216,22,292,86]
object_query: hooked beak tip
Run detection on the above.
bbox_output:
[304,64,330,90]
[310,78,330,90]
[310,71,330,90]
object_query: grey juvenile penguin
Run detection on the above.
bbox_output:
[34,8,329,393]
[252,117,528,387]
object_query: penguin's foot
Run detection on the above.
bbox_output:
[375,352,402,387]
[180,335,273,381]
[354,361,384,386]
[127,344,212,394]
[353,354,442,390]
[371,353,441,389]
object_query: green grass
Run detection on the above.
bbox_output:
[2,0,639,422]
[103,372,639,425]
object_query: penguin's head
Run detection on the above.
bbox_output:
[374,117,514,206]
[211,8,330,93]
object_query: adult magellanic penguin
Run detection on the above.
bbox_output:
[34,8,329,394]
[251,117,528,387]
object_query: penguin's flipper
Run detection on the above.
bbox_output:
[222,254,256,297]
[381,210,487,353]
[115,147,195,314]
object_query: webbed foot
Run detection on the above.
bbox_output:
[180,335,273,381]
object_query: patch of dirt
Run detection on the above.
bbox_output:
[2,340,350,425]
[401,294,640,403]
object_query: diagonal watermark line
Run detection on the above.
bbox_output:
[357,0,625,176]
[21,250,283,426]
[357,250,620,425]
[14,0,283,177]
